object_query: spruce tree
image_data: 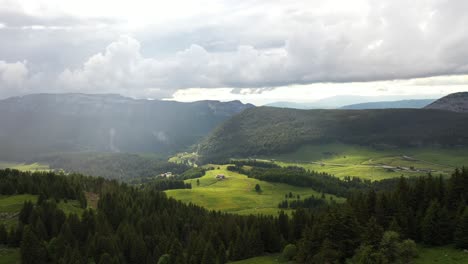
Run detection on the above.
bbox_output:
[201,243,216,264]
[0,224,7,244]
[361,217,384,249]
[455,207,468,249]
[20,225,47,264]
[422,201,452,245]
[19,200,33,224]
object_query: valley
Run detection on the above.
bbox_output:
[262,143,468,180]
[1,92,468,264]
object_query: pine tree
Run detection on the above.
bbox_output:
[19,200,34,224]
[312,239,342,264]
[378,231,401,263]
[455,207,468,249]
[421,201,453,245]
[20,225,47,264]
[201,243,216,264]
[361,217,384,249]
[278,211,289,241]
[0,224,7,244]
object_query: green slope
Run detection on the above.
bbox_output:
[165,165,343,215]
[0,161,49,171]
[0,195,84,228]
[200,107,468,160]
[263,143,468,180]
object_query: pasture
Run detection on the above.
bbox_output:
[0,161,49,171]
[262,144,468,180]
[229,254,285,264]
[0,194,37,228]
[415,246,468,264]
[0,248,19,264]
[0,194,84,228]
[166,165,342,215]
[227,246,468,264]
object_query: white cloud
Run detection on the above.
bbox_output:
[1,0,468,101]
[0,60,28,86]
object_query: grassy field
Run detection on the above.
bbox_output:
[0,194,37,228]
[166,165,343,215]
[415,246,468,264]
[0,194,85,229]
[261,144,468,180]
[0,161,49,171]
[168,152,199,166]
[0,248,19,264]
[229,254,286,264]
[227,246,468,264]
[57,200,85,215]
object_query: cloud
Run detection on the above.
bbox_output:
[1,0,468,100]
[57,36,290,97]
[0,60,28,87]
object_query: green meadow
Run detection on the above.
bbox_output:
[415,246,468,264]
[227,246,468,264]
[166,165,343,215]
[0,194,84,229]
[262,143,468,180]
[0,161,49,171]
[0,248,19,264]
[0,194,37,228]
[229,254,285,264]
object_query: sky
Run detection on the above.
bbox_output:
[0,0,468,105]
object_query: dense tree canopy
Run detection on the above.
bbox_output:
[1,167,467,263]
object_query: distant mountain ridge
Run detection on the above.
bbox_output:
[0,93,254,160]
[341,99,435,109]
[266,95,439,109]
[199,107,468,160]
[425,92,468,113]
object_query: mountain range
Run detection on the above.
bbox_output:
[265,95,439,109]
[341,99,435,109]
[0,93,253,160]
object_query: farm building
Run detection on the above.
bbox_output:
[159,172,173,178]
[215,174,226,180]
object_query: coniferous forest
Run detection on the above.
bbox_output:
[1,167,467,263]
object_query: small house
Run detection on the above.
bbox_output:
[215,174,226,180]
[159,172,174,178]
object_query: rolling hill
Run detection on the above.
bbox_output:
[265,95,437,109]
[165,165,343,215]
[0,93,253,160]
[425,92,468,113]
[341,99,434,109]
[199,107,468,160]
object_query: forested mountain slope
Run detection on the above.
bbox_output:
[0,93,253,160]
[199,107,468,160]
[2,167,468,263]
[425,92,468,113]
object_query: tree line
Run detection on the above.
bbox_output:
[0,168,467,263]
[227,163,403,197]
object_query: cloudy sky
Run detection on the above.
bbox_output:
[1,0,468,105]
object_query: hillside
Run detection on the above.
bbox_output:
[0,93,253,160]
[165,165,343,215]
[199,107,468,160]
[425,92,468,113]
[341,99,434,109]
